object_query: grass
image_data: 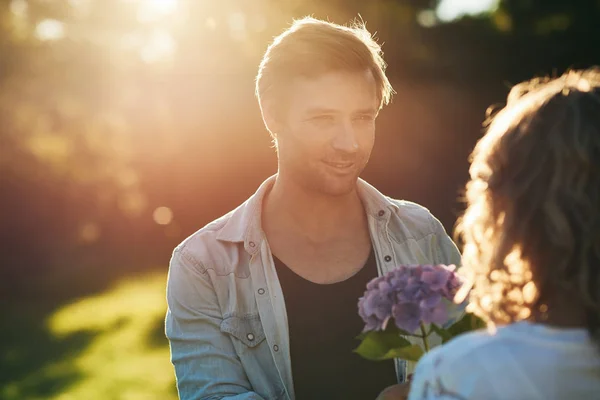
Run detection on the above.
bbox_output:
[0,272,178,400]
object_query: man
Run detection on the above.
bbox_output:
[165,17,461,400]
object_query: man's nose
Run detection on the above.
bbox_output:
[331,122,359,153]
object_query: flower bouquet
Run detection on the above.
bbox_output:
[354,264,484,362]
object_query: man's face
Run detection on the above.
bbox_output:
[274,69,379,196]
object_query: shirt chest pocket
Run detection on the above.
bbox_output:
[221,314,266,357]
[392,238,431,265]
[220,315,286,399]
[220,314,267,348]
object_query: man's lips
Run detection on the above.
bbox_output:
[323,160,355,171]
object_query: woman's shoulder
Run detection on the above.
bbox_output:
[407,331,490,400]
[408,325,528,399]
[409,322,598,399]
[422,321,561,367]
[417,327,503,374]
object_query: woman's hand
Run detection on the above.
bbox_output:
[375,382,411,400]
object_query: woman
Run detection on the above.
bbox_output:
[405,68,600,399]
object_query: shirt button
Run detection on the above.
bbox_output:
[384,255,392,262]
[378,210,385,217]
[249,241,256,247]
[247,333,255,341]
[273,344,279,352]
[258,288,265,295]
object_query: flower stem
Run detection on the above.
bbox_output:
[420,323,430,353]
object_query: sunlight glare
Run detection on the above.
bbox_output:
[68,0,93,18]
[9,0,27,18]
[436,0,500,22]
[228,11,247,41]
[134,0,179,23]
[26,133,72,162]
[140,29,176,63]
[251,14,267,33]
[35,19,66,41]
[206,17,218,31]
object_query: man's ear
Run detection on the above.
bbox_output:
[261,101,283,138]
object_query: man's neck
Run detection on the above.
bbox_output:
[263,174,365,243]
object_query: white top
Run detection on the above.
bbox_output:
[408,321,600,400]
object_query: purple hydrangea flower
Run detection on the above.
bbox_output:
[421,265,451,291]
[392,302,421,333]
[421,300,448,326]
[358,264,464,333]
[358,277,395,331]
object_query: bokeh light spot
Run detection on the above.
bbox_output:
[228,12,247,41]
[35,19,66,41]
[119,191,147,217]
[136,0,179,23]
[9,0,27,18]
[140,29,176,63]
[153,206,173,225]
[117,169,139,188]
[67,0,92,18]
[417,10,438,28]
[79,222,101,243]
[206,17,217,30]
[436,0,500,22]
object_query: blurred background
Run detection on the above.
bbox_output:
[1,0,599,399]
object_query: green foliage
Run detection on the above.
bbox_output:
[355,312,486,363]
[429,323,452,343]
[429,313,486,344]
[446,312,486,338]
[0,272,177,400]
[354,327,416,361]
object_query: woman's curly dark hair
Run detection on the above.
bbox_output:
[455,68,600,346]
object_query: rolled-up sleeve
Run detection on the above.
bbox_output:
[165,248,265,400]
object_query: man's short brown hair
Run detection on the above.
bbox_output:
[255,16,394,116]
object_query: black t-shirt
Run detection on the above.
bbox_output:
[273,249,398,400]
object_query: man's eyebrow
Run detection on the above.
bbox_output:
[304,107,378,116]
[304,107,339,116]
[354,108,378,115]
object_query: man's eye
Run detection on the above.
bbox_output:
[309,115,336,126]
[313,115,334,121]
[355,115,374,122]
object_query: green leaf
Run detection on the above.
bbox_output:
[356,323,420,340]
[429,323,452,344]
[353,330,412,361]
[394,327,421,338]
[447,313,486,337]
[379,344,425,362]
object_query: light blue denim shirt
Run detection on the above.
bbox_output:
[165,175,462,400]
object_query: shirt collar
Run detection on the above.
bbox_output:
[216,174,399,254]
